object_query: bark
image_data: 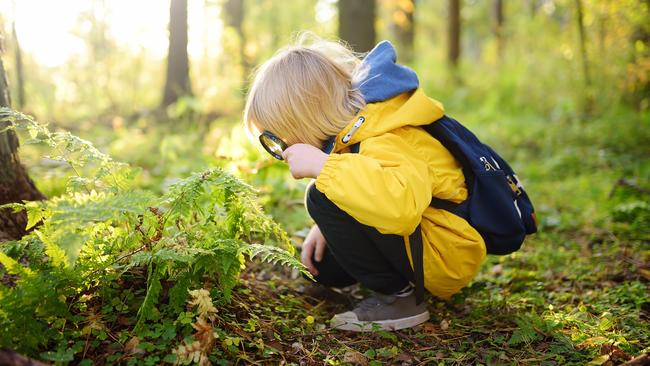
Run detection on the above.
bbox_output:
[389,0,415,63]
[528,0,537,18]
[448,0,461,68]
[0,50,45,242]
[162,0,192,107]
[628,0,650,108]
[11,23,24,109]
[338,0,376,53]
[574,0,595,113]
[575,0,591,87]
[493,0,504,61]
[223,0,250,89]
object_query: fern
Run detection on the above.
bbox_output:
[508,315,545,345]
[244,243,310,277]
[0,109,308,354]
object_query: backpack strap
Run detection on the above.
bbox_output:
[408,224,425,305]
[430,197,469,220]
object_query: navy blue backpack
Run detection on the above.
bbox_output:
[351,115,537,303]
[423,115,538,254]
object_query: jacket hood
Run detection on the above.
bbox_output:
[328,41,444,153]
[356,41,420,103]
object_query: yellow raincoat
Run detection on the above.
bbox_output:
[315,88,486,299]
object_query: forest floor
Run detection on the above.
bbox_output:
[3,107,649,365]
[184,108,650,365]
[202,227,649,366]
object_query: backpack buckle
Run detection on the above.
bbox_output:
[507,175,523,196]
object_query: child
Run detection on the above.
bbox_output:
[243,35,486,332]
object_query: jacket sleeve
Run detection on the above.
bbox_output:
[314,132,432,236]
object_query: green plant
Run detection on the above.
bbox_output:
[0,108,307,358]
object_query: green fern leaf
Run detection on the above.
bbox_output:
[243,243,311,279]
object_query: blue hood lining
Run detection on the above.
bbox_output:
[354,41,419,104]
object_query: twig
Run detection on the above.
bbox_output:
[620,353,650,366]
[0,348,49,366]
[609,178,650,198]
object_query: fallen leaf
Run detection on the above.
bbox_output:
[396,351,414,364]
[440,319,450,330]
[587,354,611,366]
[291,342,304,353]
[192,318,216,353]
[343,350,369,366]
[600,344,630,362]
[124,336,145,355]
[421,322,436,333]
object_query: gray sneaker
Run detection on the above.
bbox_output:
[329,291,429,332]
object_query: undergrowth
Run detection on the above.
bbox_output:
[0,102,648,365]
[0,108,308,364]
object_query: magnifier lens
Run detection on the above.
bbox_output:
[259,132,287,160]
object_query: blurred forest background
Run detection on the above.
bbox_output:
[0,0,648,365]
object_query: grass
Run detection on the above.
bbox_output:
[9,100,650,365]
[185,228,646,365]
[208,104,649,365]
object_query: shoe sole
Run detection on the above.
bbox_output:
[331,311,430,332]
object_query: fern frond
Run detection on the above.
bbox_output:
[0,252,33,278]
[508,315,543,345]
[135,267,163,332]
[242,243,310,279]
[47,190,153,226]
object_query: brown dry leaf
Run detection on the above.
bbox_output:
[124,336,145,355]
[343,350,369,366]
[578,336,608,349]
[266,340,285,353]
[440,319,450,330]
[639,268,650,281]
[601,344,631,363]
[117,316,133,326]
[291,342,304,354]
[421,322,436,333]
[192,318,216,353]
[396,351,415,364]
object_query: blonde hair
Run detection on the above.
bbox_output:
[243,33,367,147]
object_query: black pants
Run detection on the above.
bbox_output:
[305,183,414,295]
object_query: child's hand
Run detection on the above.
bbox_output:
[301,225,327,276]
[281,143,328,179]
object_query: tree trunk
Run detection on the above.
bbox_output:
[338,0,376,53]
[162,0,192,107]
[574,0,591,87]
[574,0,593,113]
[11,23,24,109]
[493,0,504,61]
[389,0,415,63]
[448,0,461,69]
[223,0,250,89]
[628,0,650,109]
[0,51,45,242]
[528,0,537,18]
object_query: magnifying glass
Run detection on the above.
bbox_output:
[259,131,288,160]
